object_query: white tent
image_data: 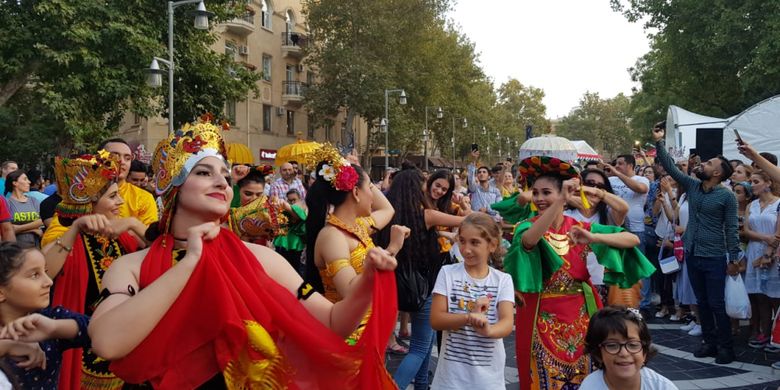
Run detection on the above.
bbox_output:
[571,140,602,161]
[665,105,731,158]
[724,95,780,161]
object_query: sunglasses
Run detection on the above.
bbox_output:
[585,180,606,189]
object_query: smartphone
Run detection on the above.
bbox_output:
[471,143,479,152]
[733,129,744,145]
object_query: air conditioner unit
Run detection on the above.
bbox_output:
[276,107,286,116]
[238,45,249,56]
[295,64,304,73]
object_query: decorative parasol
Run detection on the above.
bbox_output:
[570,140,602,161]
[518,134,578,162]
[275,134,322,166]
[227,143,255,165]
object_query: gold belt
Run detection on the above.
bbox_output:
[542,286,583,297]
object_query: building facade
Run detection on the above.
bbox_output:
[118,0,368,165]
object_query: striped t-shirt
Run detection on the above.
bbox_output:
[431,263,514,390]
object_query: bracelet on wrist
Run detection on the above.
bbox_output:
[55,237,72,253]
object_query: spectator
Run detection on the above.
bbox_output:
[582,306,678,390]
[236,168,268,206]
[752,152,778,169]
[497,171,517,198]
[269,162,306,200]
[731,163,754,183]
[25,170,47,204]
[5,170,43,247]
[0,161,18,195]
[272,188,307,274]
[466,151,502,217]
[653,125,738,364]
[127,160,149,189]
[0,197,15,242]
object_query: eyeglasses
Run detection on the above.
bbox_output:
[584,180,606,190]
[600,341,644,355]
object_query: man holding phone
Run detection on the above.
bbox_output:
[653,124,738,364]
[467,149,502,217]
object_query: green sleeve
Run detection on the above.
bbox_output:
[290,204,307,222]
[230,184,242,208]
[589,223,656,288]
[491,193,533,224]
[503,221,564,292]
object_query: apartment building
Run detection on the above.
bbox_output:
[117,0,367,165]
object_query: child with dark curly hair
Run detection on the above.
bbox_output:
[582,306,677,389]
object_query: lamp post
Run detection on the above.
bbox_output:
[382,89,407,169]
[452,116,467,170]
[147,0,213,135]
[423,106,442,171]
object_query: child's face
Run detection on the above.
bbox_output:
[600,321,646,381]
[0,250,53,314]
[287,193,300,205]
[457,225,497,267]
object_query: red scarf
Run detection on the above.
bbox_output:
[110,229,397,389]
[53,232,138,390]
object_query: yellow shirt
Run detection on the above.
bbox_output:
[42,182,158,247]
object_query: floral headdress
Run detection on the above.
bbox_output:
[228,195,288,240]
[306,143,359,191]
[254,164,274,176]
[519,155,590,210]
[151,115,229,242]
[54,150,121,219]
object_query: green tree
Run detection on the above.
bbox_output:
[556,92,640,158]
[0,0,259,152]
[611,0,780,130]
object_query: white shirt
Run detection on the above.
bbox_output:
[580,367,678,390]
[430,263,515,390]
[610,175,650,233]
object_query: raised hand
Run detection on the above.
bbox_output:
[231,164,250,183]
[0,314,57,342]
[562,178,581,201]
[737,141,760,161]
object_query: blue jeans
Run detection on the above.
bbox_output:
[393,296,435,390]
[686,254,733,350]
[637,230,654,309]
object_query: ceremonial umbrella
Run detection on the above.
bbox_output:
[274,137,322,166]
[518,134,578,162]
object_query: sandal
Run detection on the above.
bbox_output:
[386,343,409,355]
[398,330,411,340]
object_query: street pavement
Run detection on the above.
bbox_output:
[386,313,780,389]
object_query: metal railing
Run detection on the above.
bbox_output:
[282,81,307,96]
[281,31,306,47]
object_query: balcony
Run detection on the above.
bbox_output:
[281,32,307,59]
[282,81,307,108]
[224,14,255,36]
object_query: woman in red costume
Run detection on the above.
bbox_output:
[43,151,147,390]
[88,119,399,389]
[505,155,654,389]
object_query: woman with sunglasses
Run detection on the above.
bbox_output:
[582,306,678,389]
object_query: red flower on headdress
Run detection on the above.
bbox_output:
[182,136,205,153]
[100,168,118,180]
[334,165,359,191]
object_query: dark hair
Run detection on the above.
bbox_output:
[616,154,636,168]
[425,169,455,214]
[304,162,367,293]
[237,168,267,189]
[375,170,440,289]
[130,160,147,174]
[729,159,744,167]
[4,169,26,196]
[760,152,778,166]
[654,120,666,130]
[26,169,42,188]
[533,173,564,192]
[286,188,301,198]
[0,241,35,286]
[584,305,657,370]
[716,155,733,182]
[584,161,600,169]
[491,165,503,174]
[97,138,130,151]
[580,169,616,225]
[477,166,490,173]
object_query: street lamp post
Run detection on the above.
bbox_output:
[423,106,443,171]
[452,116,467,170]
[147,0,213,135]
[382,89,407,169]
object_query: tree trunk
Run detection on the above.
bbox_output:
[0,61,39,106]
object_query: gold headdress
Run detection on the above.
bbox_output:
[228,195,288,240]
[151,116,229,241]
[54,150,121,219]
[305,143,359,191]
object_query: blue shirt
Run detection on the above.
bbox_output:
[6,306,90,390]
[467,164,502,216]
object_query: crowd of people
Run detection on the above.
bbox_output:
[0,116,773,390]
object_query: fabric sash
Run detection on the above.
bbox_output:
[110,228,398,389]
[53,232,137,390]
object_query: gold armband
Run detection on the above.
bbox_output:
[325,259,351,277]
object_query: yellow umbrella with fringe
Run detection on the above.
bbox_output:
[274,134,322,166]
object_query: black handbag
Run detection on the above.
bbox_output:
[395,260,429,312]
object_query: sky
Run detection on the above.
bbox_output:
[449,0,651,119]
